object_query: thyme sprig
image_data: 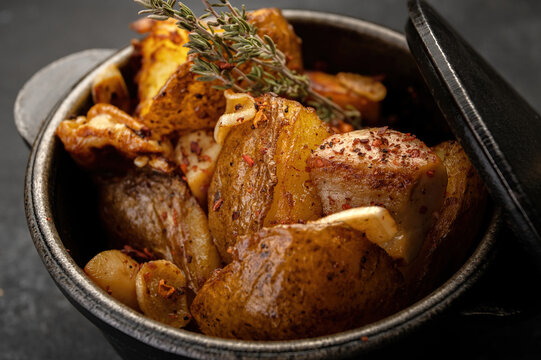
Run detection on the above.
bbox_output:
[134,0,361,126]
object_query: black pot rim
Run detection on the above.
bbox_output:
[24,10,502,359]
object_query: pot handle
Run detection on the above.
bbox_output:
[14,49,116,147]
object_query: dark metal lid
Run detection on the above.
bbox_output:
[405,0,541,262]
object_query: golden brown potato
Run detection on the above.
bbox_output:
[55,104,173,172]
[91,64,131,113]
[191,223,405,340]
[136,260,191,328]
[139,8,304,137]
[307,128,448,264]
[401,140,487,299]
[174,130,222,209]
[134,19,190,116]
[97,170,222,292]
[84,250,140,311]
[208,95,332,262]
[307,71,384,125]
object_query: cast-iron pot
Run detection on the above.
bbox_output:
[21,10,502,360]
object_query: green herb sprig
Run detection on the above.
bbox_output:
[134,0,361,126]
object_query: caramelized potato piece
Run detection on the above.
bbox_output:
[135,19,190,115]
[84,250,140,310]
[402,141,487,299]
[307,128,447,264]
[139,8,303,137]
[55,103,173,172]
[208,95,332,262]
[174,130,222,208]
[191,223,404,340]
[91,64,131,113]
[307,71,384,126]
[97,170,222,291]
[136,260,191,328]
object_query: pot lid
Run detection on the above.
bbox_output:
[405,0,541,262]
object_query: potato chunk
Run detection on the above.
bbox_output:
[402,141,487,298]
[84,250,140,310]
[174,130,222,208]
[97,170,222,291]
[307,128,447,264]
[91,64,131,113]
[136,260,191,328]
[134,19,190,115]
[191,223,404,340]
[208,95,332,262]
[55,104,173,172]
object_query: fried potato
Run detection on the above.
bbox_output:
[307,71,384,125]
[174,129,222,208]
[97,170,222,292]
[307,128,447,264]
[208,95,332,262]
[91,64,131,113]
[84,250,140,311]
[134,19,190,115]
[139,8,304,137]
[401,140,487,299]
[191,223,405,340]
[136,260,191,328]
[55,104,173,172]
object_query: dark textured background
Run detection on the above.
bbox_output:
[1,1,540,359]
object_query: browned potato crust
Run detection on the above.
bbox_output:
[191,223,405,340]
[401,141,487,299]
[139,8,304,137]
[91,64,131,113]
[208,95,332,262]
[97,170,222,292]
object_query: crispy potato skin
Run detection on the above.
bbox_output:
[307,71,382,125]
[97,170,221,292]
[191,223,405,340]
[208,95,332,262]
[55,104,172,171]
[401,141,487,299]
[246,8,303,72]
[139,8,304,137]
[135,19,190,113]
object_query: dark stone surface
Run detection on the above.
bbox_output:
[0,0,540,359]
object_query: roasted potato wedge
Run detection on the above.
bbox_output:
[208,94,332,262]
[307,71,384,125]
[174,130,222,208]
[84,250,140,311]
[136,260,191,328]
[401,140,487,299]
[91,64,131,113]
[97,170,222,292]
[56,104,173,172]
[307,128,447,264]
[134,19,190,116]
[139,8,303,137]
[191,223,405,340]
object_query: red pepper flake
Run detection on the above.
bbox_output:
[377,126,389,136]
[426,169,435,177]
[342,203,352,210]
[247,187,253,194]
[217,61,235,70]
[359,138,369,144]
[260,147,268,155]
[361,336,369,342]
[161,211,168,220]
[172,209,179,226]
[408,149,421,158]
[190,141,202,156]
[242,154,255,167]
[158,279,176,299]
[213,198,224,212]
[372,139,383,148]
